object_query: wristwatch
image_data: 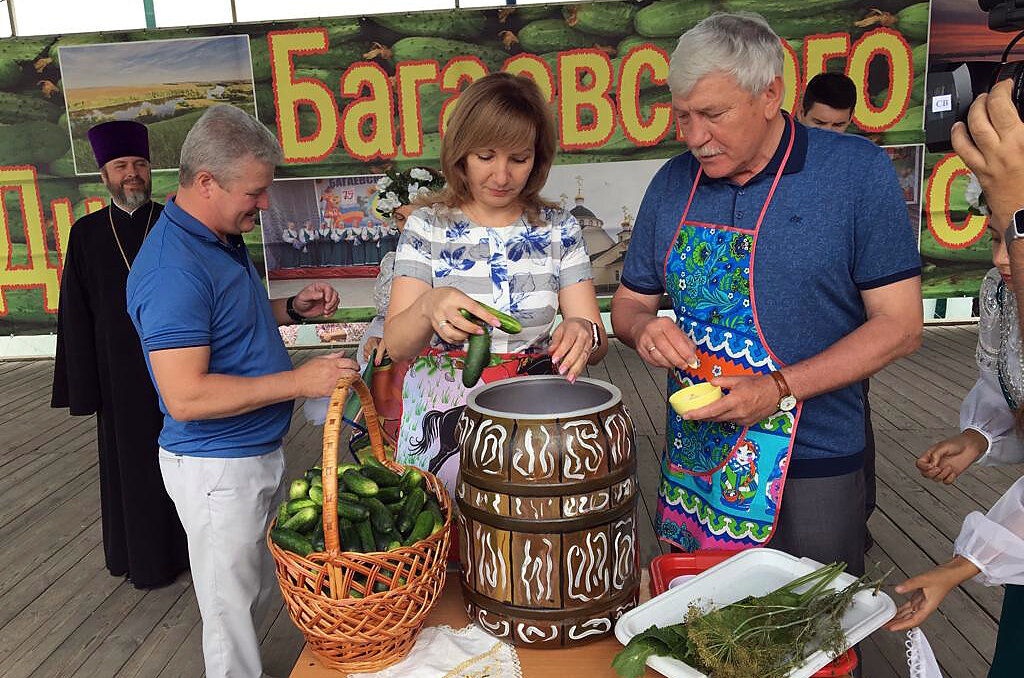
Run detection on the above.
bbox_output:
[285,296,305,324]
[1007,207,1024,244]
[768,370,797,412]
[585,319,601,352]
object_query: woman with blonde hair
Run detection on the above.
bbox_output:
[383,71,607,490]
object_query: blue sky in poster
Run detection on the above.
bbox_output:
[58,35,252,88]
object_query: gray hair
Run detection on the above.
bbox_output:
[178,105,283,186]
[668,12,783,97]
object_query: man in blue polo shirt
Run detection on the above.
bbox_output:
[126,105,357,678]
[611,13,922,577]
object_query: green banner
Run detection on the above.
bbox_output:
[0,0,929,336]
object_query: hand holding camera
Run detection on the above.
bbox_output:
[952,79,1024,226]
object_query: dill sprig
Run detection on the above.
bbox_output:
[612,562,889,678]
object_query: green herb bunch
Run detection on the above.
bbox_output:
[612,562,888,678]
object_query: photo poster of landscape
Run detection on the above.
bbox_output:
[57,34,257,174]
[0,0,932,338]
[920,0,1006,321]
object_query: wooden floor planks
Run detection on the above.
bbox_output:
[0,327,1017,677]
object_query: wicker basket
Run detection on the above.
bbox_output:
[267,374,452,672]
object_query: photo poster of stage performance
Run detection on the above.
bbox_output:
[0,0,941,342]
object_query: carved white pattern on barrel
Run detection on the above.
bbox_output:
[512,426,555,478]
[457,415,476,454]
[516,623,558,644]
[611,477,635,505]
[563,490,611,517]
[603,411,632,466]
[477,609,510,637]
[566,530,609,602]
[612,516,636,591]
[562,420,602,480]
[473,418,508,475]
[513,496,557,519]
[519,538,556,606]
[475,523,507,592]
[567,618,612,641]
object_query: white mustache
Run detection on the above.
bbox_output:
[691,144,723,158]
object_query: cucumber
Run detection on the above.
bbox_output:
[403,510,436,546]
[282,507,318,533]
[399,488,427,535]
[375,527,402,552]
[337,463,360,477]
[355,519,376,553]
[287,498,317,514]
[893,3,930,42]
[509,6,560,23]
[276,501,290,526]
[0,121,70,165]
[462,327,491,389]
[425,499,445,532]
[308,485,324,505]
[723,0,856,17]
[311,518,325,552]
[385,501,404,515]
[0,91,61,124]
[270,527,314,557]
[563,4,638,38]
[459,301,522,334]
[517,18,596,53]
[634,0,715,39]
[338,499,370,521]
[304,467,322,484]
[296,39,380,70]
[377,486,404,503]
[390,37,507,73]
[400,468,424,493]
[770,12,861,40]
[371,11,487,38]
[617,34,678,57]
[364,497,397,534]
[362,456,387,469]
[289,479,310,501]
[341,469,379,498]
[912,43,927,78]
[339,518,361,552]
[359,464,403,488]
[340,491,361,504]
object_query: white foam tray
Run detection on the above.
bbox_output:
[615,548,896,678]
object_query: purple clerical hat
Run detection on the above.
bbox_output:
[87,120,150,169]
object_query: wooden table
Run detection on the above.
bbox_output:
[288,571,659,678]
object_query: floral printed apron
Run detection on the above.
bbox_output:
[657,118,803,551]
[395,349,552,494]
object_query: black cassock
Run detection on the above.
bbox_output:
[51,202,189,589]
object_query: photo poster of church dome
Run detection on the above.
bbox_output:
[544,159,664,295]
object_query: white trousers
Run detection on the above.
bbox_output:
[159,448,286,678]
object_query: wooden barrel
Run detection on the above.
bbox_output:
[455,375,640,648]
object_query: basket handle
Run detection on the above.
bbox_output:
[322,372,388,557]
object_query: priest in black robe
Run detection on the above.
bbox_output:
[51,120,188,589]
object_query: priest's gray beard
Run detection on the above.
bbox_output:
[104,175,151,212]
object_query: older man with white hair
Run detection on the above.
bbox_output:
[611,12,922,576]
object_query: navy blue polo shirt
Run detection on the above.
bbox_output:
[621,119,920,477]
[126,197,293,457]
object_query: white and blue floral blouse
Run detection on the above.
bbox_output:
[392,204,592,353]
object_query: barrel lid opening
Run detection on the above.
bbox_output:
[467,376,622,420]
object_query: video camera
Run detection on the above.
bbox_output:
[925,0,1024,152]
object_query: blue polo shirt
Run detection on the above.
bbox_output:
[621,119,920,477]
[126,197,294,457]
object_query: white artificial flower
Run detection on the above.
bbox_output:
[964,173,990,216]
[376,176,392,190]
[407,182,421,201]
[410,167,431,181]
[417,185,431,196]
[385,191,399,202]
